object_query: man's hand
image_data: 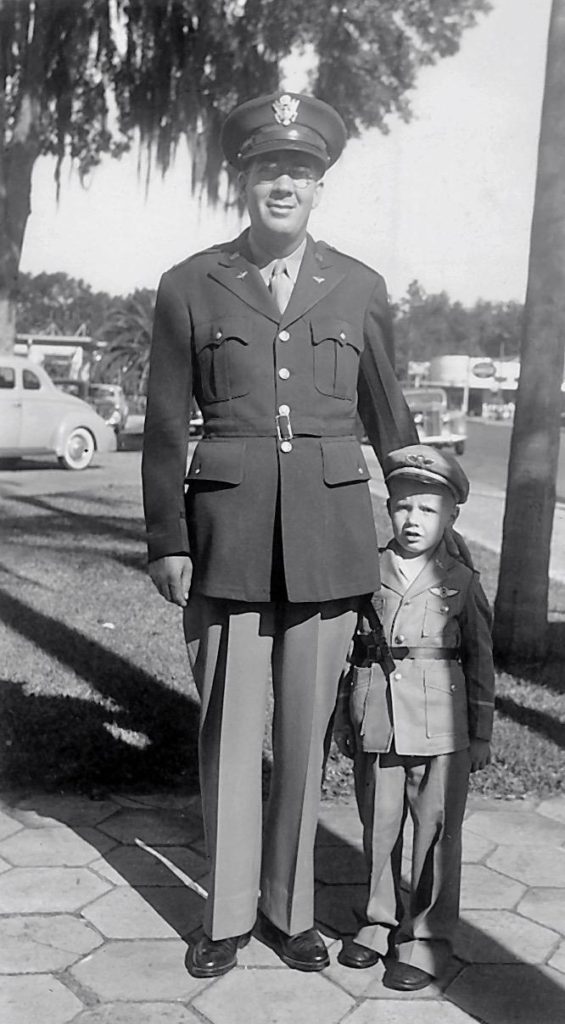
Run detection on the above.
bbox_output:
[470,739,491,773]
[333,699,356,759]
[148,555,192,607]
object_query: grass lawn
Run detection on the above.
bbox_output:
[0,451,564,802]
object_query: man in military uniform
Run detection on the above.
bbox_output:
[142,91,418,978]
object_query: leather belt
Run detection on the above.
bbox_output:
[390,647,459,661]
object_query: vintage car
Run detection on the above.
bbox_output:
[402,386,467,455]
[0,355,117,470]
[57,380,129,435]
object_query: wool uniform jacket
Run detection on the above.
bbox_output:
[348,541,495,756]
[142,231,418,603]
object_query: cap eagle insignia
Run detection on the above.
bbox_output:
[272,94,300,126]
[407,453,434,467]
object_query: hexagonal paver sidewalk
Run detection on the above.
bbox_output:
[0,790,564,1024]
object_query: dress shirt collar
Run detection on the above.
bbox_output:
[247,235,307,286]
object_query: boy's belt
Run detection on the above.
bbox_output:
[390,646,459,661]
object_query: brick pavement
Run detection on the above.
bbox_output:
[0,790,564,1023]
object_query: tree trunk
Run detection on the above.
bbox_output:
[0,3,45,353]
[0,86,41,351]
[493,0,565,662]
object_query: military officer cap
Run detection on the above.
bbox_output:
[383,444,470,504]
[221,91,347,170]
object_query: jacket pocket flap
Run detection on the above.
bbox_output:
[322,439,370,486]
[424,665,461,694]
[186,439,245,484]
[194,318,249,353]
[311,319,360,350]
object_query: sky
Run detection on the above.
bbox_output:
[20,0,552,306]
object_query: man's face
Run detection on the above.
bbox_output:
[387,478,458,558]
[241,151,324,251]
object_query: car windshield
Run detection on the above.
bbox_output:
[90,386,116,398]
[403,390,445,410]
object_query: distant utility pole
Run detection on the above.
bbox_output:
[494,0,565,661]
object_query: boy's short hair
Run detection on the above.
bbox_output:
[384,444,469,504]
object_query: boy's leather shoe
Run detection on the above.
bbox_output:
[258,913,329,971]
[338,939,380,969]
[186,931,251,978]
[383,961,434,990]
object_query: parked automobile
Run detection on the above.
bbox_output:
[0,356,117,470]
[189,402,204,436]
[402,387,467,455]
[57,380,129,434]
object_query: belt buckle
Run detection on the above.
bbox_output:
[276,413,293,442]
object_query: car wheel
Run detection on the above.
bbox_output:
[58,427,96,470]
[454,441,465,456]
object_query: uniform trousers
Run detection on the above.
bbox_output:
[353,747,471,975]
[184,594,358,941]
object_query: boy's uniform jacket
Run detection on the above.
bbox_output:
[349,540,495,756]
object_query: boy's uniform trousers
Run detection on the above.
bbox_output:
[348,540,494,974]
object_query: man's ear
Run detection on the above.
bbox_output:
[451,506,460,525]
[386,498,391,518]
[237,170,248,194]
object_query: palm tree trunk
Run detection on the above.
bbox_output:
[493,0,565,662]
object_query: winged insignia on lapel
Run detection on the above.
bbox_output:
[430,586,459,598]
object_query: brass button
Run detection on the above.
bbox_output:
[393,672,402,681]
[278,368,290,380]
[441,604,449,613]
[278,329,290,342]
[358,467,364,474]
[278,404,290,415]
[280,441,293,453]
[339,331,346,340]
[395,635,405,644]
[215,330,223,339]
[450,684,457,692]
[194,467,201,474]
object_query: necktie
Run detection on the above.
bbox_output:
[269,259,293,314]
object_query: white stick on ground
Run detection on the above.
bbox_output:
[134,837,208,899]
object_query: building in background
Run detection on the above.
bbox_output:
[408,354,527,421]
[14,332,104,382]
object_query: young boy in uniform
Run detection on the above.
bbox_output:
[334,444,495,990]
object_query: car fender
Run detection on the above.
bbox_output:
[52,409,117,455]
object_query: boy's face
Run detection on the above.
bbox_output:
[387,478,458,558]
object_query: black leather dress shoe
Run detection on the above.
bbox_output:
[259,913,330,971]
[186,931,251,978]
[338,939,380,969]
[383,961,434,991]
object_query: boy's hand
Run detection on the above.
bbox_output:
[333,700,356,759]
[470,739,491,773]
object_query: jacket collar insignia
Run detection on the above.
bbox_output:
[210,232,345,325]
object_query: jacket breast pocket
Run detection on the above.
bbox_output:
[311,319,361,400]
[424,664,468,739]
[194,319,250,403]
[421,596,451,639]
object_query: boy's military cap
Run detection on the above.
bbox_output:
[384,444,469,504]
[221,92,347,169]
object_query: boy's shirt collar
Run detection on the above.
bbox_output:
[382,538,455,598]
